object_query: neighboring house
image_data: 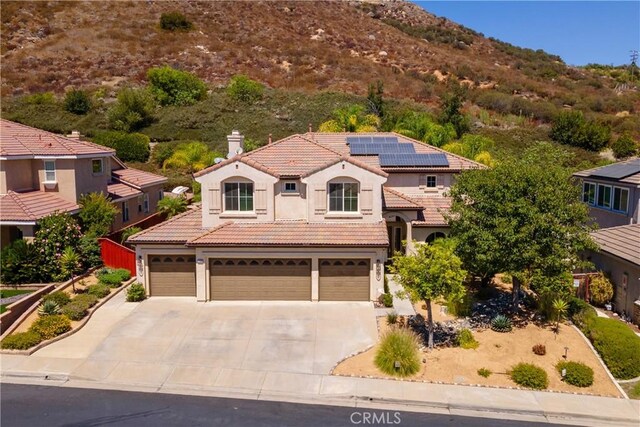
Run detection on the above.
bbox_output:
[574,158,640,229]
[584,224,640,326]
[128,131,482,301]
[0,119,167,247]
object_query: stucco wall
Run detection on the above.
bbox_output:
[274,180,308,220]
[385,172,453,197]
[74,157,110,199]
[0,159,34,193]
[581,177,639,229]
[111,184,165,231]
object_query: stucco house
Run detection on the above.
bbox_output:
[574,158,640,229]
[128,131,481,301]
[0,119,167,247]
[585,224,640,326]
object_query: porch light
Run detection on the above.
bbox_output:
[563,347,569,359]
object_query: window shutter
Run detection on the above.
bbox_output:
[361,186,373,215]
[436,174,444,188]
[255,183,267,214]
[314,186,327,214]
[419,174,427,187]
[209,185,221,214]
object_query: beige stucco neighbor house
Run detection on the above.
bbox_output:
[0,119,167,247]
[128,131,482,302]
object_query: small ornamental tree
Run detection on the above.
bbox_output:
[589,273,614,306]
[59,246,82,292]
[147,66,207,106]
[390,238,467,349]
[33,212,83,281]
[93,131,150,162]
[107,87,156,132]
[63,89,91,114]
[226,75,264,103]
[79,192,119,237]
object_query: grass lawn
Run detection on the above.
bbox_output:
[0,289,33,299]
[621,380,640,400]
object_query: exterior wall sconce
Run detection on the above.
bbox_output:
[136,255,143,276]
[376,259,382,281]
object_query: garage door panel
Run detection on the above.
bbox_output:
[149,255,196,297]
[210,258,311,301]
[319,259,370,301]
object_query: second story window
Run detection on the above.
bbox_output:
[582,182,596,205]
[597,184,611,209]
[329,182,358,212]
[613,187,629,213]
[44,160,56,182]
[122,201,130,223]
[283,181,297,193]
[143,193,150,213]
[92,159,103,174]
[224,182,254,211]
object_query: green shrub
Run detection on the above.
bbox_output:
[586,317,640,379]
[29,315,71,340]
[477,368,492,378]
[93,131,150,162]
[550,111,611,151]
[113,269,131,282]
[42,291,71,308]
[22,92,55,105]
[126,283,146,302]
[455,328,479,349]
[383,275,390,294]
[446,292,472,317]
[386,311,398,325]
[510,363,548,390]
[87,284,110,299]
[73,293,98,308]
[557,361,594,387]
[589,273,614,306]
[38,300,60,316]
[160,12,193,31]
[381,293,393,308]
[60,301,88,321]
[1,331,43,350]
[147,66,207,106]
[611,133,638,159]
[226,75,264,103]
[0,239,42,284]
[98,272,123,287]
[63,89,91,114]
[374,329,421,377]
[107,87,156,132]
[491,315,512,332]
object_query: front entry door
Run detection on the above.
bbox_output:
[387,225,404,258]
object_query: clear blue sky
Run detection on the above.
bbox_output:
[414,1,640,66]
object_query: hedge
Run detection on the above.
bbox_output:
[1,331,43,350]
[584,317,640,380]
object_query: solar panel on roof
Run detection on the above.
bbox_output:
[590,161,640,180]
[349,142,416,155]
[346,136,398,145]
[379,153,450,167]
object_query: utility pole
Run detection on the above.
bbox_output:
[630,50,639,83]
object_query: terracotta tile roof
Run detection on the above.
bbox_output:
[382,187,422,210]
[187,220,389,247]
[574,157,640,185]
[112,168,167,189]
[0,119,114,158]
[411,196,452,226]
[304,132,484,171]
[590,224,640,266]
[127,206,205,244]
[107,183,142,200]
[0,190,79,222]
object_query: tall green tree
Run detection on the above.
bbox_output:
[318,105,380,133]
[162,142,217,173]
[79,192,119,237]
[448,143,597,310]
[390,238,467,349]
[367,80,385,118]
[439,83,470,138]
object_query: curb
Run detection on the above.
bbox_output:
[0,278,134,356]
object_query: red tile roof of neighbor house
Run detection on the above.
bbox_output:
[187,220,389,247]
[0,190,80,222]
[590,224,640,266]
[382,187,423,210]
[194,135,388,179]
[411,196,452,226]
[107,183,142,200]
[0,119,114,158]
[112,168,167,189]
[126,207,205,244]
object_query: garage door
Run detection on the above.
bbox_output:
[319,259,371,301]
[148,255,196,296]
[210,258,311,301]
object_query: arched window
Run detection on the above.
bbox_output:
[425,232,446,244]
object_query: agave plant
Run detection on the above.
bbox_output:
[491,314,512,333]
[38,300,60,316]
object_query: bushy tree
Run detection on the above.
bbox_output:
[147,66,207,106]
[162,141,217,173]
[611,133,638,159]
[93,131,150,162]
[157,196,188,218]
[226,75,264,103]
[390,238,467,348]
[107,88,156,132]
[63,89,91,114]
[78,235,103,270]
[439,83,470,138]
[33,212,83,281]
[448,143,597,310]
[393,112,456,147]
[442,134,494,166]
[79,192,119,237]
[160,12,193,31]
[550,111,611,151]
[319,105,380,133]
[0,240,42,284]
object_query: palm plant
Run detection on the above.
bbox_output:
[318,105,380,133]
[393,112,456,147]
[162,142,217,173]
[59,246,81,293]
[552,298,568,334]
[157,196,188,218]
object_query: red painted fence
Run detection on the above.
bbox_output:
[98,238,136,275]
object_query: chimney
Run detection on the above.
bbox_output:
[66,130,81,140]
[268,133,272,144]
[308,123,312,133]
[227,130,244,158]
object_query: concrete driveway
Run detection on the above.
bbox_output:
[2,292,377,388]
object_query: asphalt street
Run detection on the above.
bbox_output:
[0,383,565,427]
